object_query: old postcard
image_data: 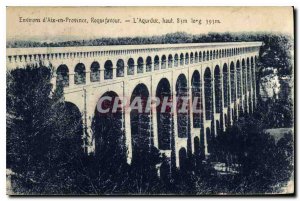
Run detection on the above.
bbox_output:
[6,6,294,195]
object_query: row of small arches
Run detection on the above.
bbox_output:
[56,55,257,87]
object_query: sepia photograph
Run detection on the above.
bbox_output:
[5,6,294,195]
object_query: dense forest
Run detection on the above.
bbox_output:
[6,32,294,195]
[6,31,291,47]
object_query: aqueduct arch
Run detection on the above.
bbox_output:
[146,56,152,72]
[92,91,126,163]
[214,65,222,114]
[56,64,69,87]
[64,101,84,153]
[74,63,86,84]
[204,68,212,121]
[130,84,153,164]
[223,63,229,108]
[104,60,113,79]
[154,55,160,70]
[242,59,248,113]
[127,58,135,75]
[230,62,236,102]
[191,70,202,128]
[176,74,190,138]
[116,59,125,77]
[90,61,100,82]
[156,78,173,151]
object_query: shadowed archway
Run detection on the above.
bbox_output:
[176,74,190,138]
[74,63,86,84]
[204,68,212,120]
[156,78,173,150]
[92,91,126,166]
[130,84,153,164]
[90,62,100,82]
[56,64,69,87]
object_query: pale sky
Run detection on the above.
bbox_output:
[7,6,294,42]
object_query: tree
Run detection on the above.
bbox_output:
[7,65,53,179]
[212,114,293,194]
[7,64,86,194]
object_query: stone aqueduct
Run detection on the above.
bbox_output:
[7,42,262,169]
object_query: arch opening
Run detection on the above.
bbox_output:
[214,65,222,114]
[251,56,255,108]
[174,54,179,67]
[190,52,194,64]
[194,52,198,63]
[180,53,184,66]
[64,102,84,153]
[185,53,189,65]
[168,54,173,68]
[104,60,113,79]
[230,62,236,102]
[137,57,144,74]
[223,63,229,108]
[156,78,173,150]
[199,51,202,62]
[154,55,160,70]
[56,64,69,87]
[161,55,167,69]
[90,62,100,82]
[74,63,86,84]
[216,120,221,136]
[194,136,200,158]
[127,58,135,75]
[204,68,212,120]
[224,114,228,127]
[251,57,255,91]
[176,74,190,138]
[130,84,153,163]
[146,56,152,72]
[92,91,126,166]
[242,59,248,112]
[242,59,247,95]
[116,59,124,77]
[247,58,251,92]
[179,147,187,171]
[191,71,202,128]
[206,127,213,154]
[237,60,242,99]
